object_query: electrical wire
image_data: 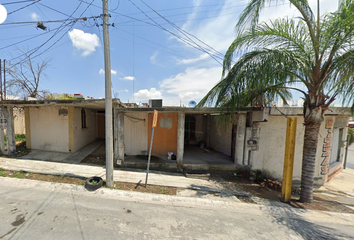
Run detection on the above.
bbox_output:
[0,26,62,51]
[124,114,146,122]
[0,18,82,26]
[139,0,225,60]
[2,0,36,5]
[110,28,215,65]
[35,4,50,21]
[77,0,224,62]
[128,0,223,64]
[38,3,76,18]
[7,0,42,15]
[7,0,88,66]
[27,0,96,62]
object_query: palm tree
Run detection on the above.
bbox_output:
[198,0,354,203]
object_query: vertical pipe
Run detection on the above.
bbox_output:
[145,127,155,187]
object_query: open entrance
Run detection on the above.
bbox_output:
[183,113,234,167]
[97,111,105,139]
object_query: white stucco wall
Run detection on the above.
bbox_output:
[30,106,69,152]
[209,116,232,157]
[252,115,349,185]
[124,112,148,155]
[13,107,26,135]
[252,116,305,181]
[73,108,97,152]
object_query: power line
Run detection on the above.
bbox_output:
[128,0,223,64]
[111,27,215,65]
[2,0,36,5]
[140,0,225,59]
[0,26,62,51]
[0,18,85,26]
[38,3,75,19]
[79,0,225,63]
[7,1,89,66]
[25,0,96,62]
[7,0,42,15]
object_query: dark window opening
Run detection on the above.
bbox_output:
[81,109,87,128]
[185,115,196,139]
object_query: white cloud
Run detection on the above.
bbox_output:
[259,0,338,22]
[177,53,209,65]
[68,29,99,56]
[122,76,135,81]
[31,12,39,21]
[159,67,222,106]
[133,88,162,101]
[99,68,117,75]
[176,0,239,65]
[117,89,129,92]
[150,51,158,65]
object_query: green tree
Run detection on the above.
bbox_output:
[45,93,78,100]
[198,0,354,203]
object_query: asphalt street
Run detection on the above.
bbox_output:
[1,177,353,240]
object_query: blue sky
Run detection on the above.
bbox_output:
[0,0,338,106]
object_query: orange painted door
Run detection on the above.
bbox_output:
[148,112,178,156]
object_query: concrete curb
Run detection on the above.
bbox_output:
[0,157,248,197]
[2,177,354,224]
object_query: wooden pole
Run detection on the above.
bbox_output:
[281,117,297,203]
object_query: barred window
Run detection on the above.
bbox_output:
[81,109,87,128]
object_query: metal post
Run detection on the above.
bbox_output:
[0,59,2,101]
[281,117,297,203]
[343,133,350,170]
[3,59,5,100]
[145,127,155,187]
[102,0,113,187]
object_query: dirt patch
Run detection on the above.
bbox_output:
[81,144,106,165]
[112,181,176,195]
[0,142,30,157]
[209,170,354,214]
[81,143,163,166]
[0,169,177,195]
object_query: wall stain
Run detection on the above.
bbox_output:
[11,214,25,227]
[59,109,68,116]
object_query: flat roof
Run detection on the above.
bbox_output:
[0,99,123,110]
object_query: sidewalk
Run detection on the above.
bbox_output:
[316,168,354,211]
[0,156,246,200]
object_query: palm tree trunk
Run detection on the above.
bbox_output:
[300,123,321,203]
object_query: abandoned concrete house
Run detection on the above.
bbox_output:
[0,98,351,186]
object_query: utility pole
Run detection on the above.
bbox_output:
[0,59,2,101]
[3,59,5,100]
[102,0,113,187]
